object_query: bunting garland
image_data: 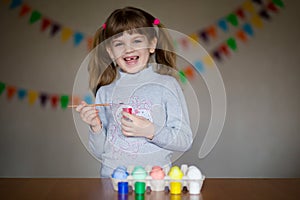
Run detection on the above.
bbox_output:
[2,0,94,50]
[0,81,93,110]
[178,0,284,80]
[1,0,284,52]
[0,0,285,110]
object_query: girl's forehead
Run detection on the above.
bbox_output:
[112,31,146,40]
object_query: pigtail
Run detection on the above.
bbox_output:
[154,23,178,79]
[88,26,117,95]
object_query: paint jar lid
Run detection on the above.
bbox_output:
[134,182,146,194]
[118,182,129,194]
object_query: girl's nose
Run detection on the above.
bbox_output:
[124,44,134,53]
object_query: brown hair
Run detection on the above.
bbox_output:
[88,6,177,95]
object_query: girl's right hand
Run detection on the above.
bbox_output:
[75,101,102,133]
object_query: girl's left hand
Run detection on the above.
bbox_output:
[121,111,154,139]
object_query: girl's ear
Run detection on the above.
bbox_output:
[106,47,114,60]
[150,37,157,50]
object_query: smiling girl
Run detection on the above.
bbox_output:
[76,7,193,177]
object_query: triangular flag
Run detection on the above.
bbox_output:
[179,38,189,49]
[50,23,61,37]
[51,95,59,108]
[235,8,245,20]
[9,0,22,9]
[29,10,42,24]
[84,94,93,104]
[41,18,51,32]
[61,27,73,42]
[179,70,187,83]
[28,90,38,105]
[272,0,284,8]
[202,55,214,67]
[199,31,209,42]
[212,50,222,62]
[219,44,230,56]
[252,0,263,5]
[267,2,279,13]
[207,26,217,39]
[60,95,69,109]
[243,23,254,36]
[227,37,237,51]
[226,13,238,27]
[71,96,81,105]
[74,32,84,46]
[87,37,94,51]
[217,19,228,32]
[7,86,16,100]
[0,82,5,96]
[236,30,248,42]
[259,9,271,20]
[251,15,263,28]
[40,93,48,107]
[17,89,27,100]
[19,4,31,17]
[184,66,195,79]
[188,33,199,45]
[243,0,255,14]
[194,60,204,73]
[173,39,178,50]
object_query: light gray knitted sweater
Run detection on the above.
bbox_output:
[89,65,193,177]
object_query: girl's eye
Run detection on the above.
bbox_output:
[133,39,142,43]
[114,42,123,47]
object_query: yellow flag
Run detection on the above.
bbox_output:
[61,27,73,42]
[251,15,263,29]
[188,33,199,45]
[242,0,255,14]
[202,55,214,67]
[28,90,38,105]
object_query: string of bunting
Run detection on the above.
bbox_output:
[0,81,93,109]
[1,0,284,52]
[177,0,284,83]
[1,0,94,50]
[177,0,285,48]
[0,0,285,108]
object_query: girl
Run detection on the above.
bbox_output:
[76,7,193,177]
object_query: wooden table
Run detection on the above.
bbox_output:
[1,178,300,200]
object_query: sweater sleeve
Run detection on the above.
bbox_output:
[88,88,107,160]
[148,78,193,152]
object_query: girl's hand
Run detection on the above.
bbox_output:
[121,112,154,139]
[75,101,102,133]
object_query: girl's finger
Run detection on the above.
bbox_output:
[76,101,88,112]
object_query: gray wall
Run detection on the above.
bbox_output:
[0,0,299,178]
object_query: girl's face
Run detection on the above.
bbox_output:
[106,31,157,74]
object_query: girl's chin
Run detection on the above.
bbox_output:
[120,64,146,73]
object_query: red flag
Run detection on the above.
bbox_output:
[19,4,31,17]
[51,95,59,108]
[7,86,17,100]
[219,44,230,57]
[267,2,279,13]
[179,38,189,49]
[41,18,51,32]
[235,8,245,20]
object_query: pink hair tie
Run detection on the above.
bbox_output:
[102,23,106,29]
[153,18,160,25]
